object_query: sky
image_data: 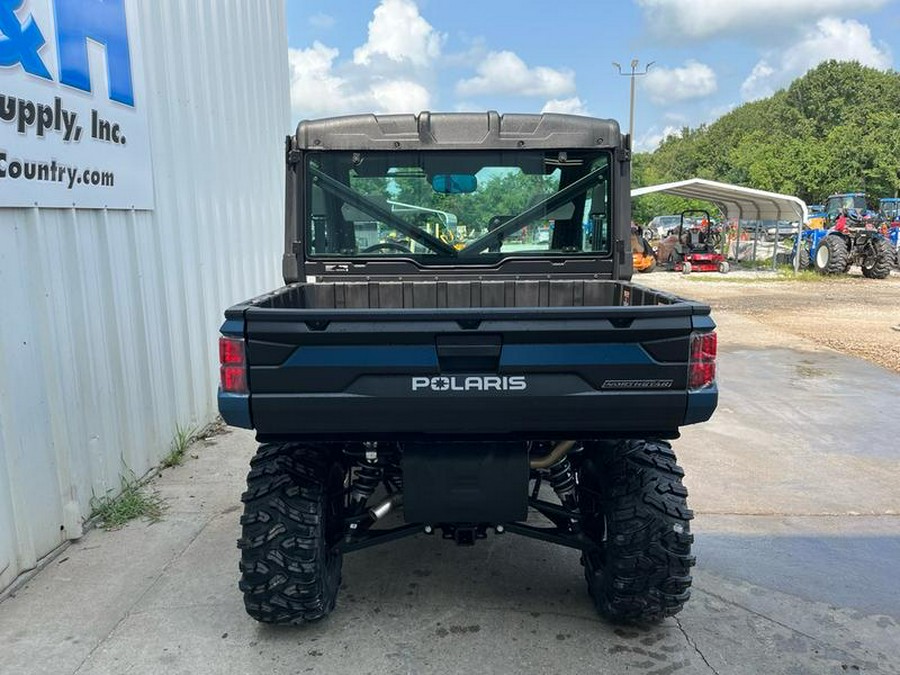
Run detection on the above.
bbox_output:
[286,0,899,151]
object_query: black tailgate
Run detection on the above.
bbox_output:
[243,304,705,440]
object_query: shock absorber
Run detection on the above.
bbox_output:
[383,455,403,494]
[350,459,382,510]
[547,456,578,512]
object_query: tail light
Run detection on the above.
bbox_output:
[219,336,247,393]
[689,331,717,390]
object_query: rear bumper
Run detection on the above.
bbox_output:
[219,391,251,428]
[236,387,717,441]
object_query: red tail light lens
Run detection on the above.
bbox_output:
[220,336,245,365]
[219,336,247,393]
[220,365,247,393]
[689,331,717,390]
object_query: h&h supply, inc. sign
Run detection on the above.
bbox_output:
[0,0,153,209]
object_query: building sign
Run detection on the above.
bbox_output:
[0,0,153,209]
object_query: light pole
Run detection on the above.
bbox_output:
[612,59,655,141]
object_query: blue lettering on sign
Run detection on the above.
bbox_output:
[0,0,52,79]
[54,0,134,106]
[0,0,135,107]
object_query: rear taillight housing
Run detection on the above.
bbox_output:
[689,331,717,390]
[219,336,247,394]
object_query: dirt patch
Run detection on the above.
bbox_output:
[642,271,900,373]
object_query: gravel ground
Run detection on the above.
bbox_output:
[641,268,900,373]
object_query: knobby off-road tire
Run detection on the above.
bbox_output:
[861,238,893,279]
[579,439,695,624]
[815,235,849,275]
[238,443,345,624]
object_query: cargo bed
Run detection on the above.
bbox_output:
[251,279,684,310]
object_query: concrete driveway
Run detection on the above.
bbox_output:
[1,313,899,674]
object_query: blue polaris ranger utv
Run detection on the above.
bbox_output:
[218,112,718,625]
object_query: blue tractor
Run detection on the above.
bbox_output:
[879,198,899,268]
[790,202,830,269]
[812,193,893,278]
[791,228,828,269]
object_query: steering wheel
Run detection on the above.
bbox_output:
[362,241,412,254]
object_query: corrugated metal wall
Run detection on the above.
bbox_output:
[0,0,290,590]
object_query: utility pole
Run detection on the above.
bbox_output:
[612,59,655,140]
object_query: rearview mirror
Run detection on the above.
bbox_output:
[431,174,477,194]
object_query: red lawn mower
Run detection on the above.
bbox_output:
[668,209,729,274]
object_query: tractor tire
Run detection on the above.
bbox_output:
[717,261,729,274]
[682,261,692,275]
[861,239,893,279]
[800,246,811,269]
[579,439,695,624]
[238,443,345,624]
[792,246,811,269]
[814,235,849,275]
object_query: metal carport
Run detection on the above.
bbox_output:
[631,178,809,271]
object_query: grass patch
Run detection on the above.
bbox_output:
[161,423,197,468]
[90,472,167,530]
[682,265,850,283]
[782,267,835,281]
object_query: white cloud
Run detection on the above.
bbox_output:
[740,62,777,101]
[541,97,589,115]
[309,12,335,29]
[636,0,887,39]
[741,18,893,100]
[288,43,432,117]
[370,80,431,113]
[634,125,681,153]
[456,51,576,98]
[289,42,346,114]
[643,61,717,104]
[287,0,444,119]
[353,0,444,67]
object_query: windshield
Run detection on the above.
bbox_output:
[306,150,612,262]
[880,200,899,219]
[829,195,866,212]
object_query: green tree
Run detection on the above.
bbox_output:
[635,61,900,207]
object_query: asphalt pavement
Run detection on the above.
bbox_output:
[1,316,899,674]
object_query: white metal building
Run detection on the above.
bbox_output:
[0,0,290,591]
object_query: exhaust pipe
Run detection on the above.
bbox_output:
[369,494,402,521]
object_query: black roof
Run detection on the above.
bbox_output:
[294,111,621,152]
